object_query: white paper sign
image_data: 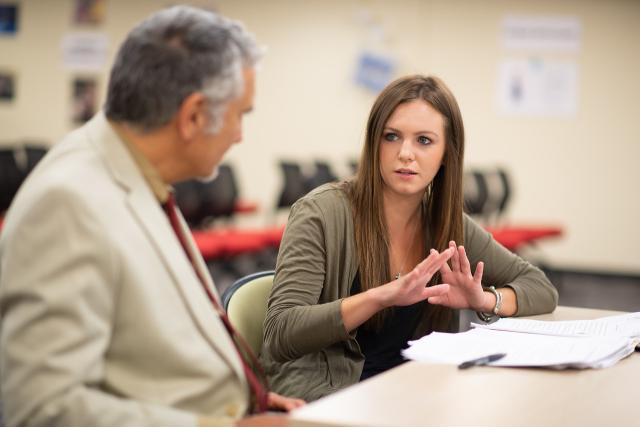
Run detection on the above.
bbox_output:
[503,15,581,52]
[61,33,109,71]
[497,58,578,117]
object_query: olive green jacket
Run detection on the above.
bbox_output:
[261,183,558,401]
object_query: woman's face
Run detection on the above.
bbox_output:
[378,99,446,200]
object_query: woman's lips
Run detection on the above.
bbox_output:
[395,168,417,175]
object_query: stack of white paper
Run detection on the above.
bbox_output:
[472,312,640,342]
[402,312,640,369]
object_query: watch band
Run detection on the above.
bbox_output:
[489,285,503,315]
[476,286,502,322]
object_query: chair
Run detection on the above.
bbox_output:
[23,143,48,172]
[496,169,511,216]
[198,164,238,220]
[348,159,359,175]
[173,180,202,226]
[276,161,308,209]
[482,167,511,224]
[221,270,274,355]
[0,148,26,214]
[305,160,338,191]
[465,167,563,253]
[463,170,488,216]
[174,163,239,227]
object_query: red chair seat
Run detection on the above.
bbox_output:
[223,230,269,257]
[192,225,286,260]
[485,226,563,252]
[233,199,259,214]
[260,225,286,247]
[192,230,226,259]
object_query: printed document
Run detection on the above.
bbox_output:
[402,312,640,369]
[471,312,640,341]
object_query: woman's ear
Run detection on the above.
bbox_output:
[176,92,208,141]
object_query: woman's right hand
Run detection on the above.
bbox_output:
[341,247,454,332]
[372,247,454,308]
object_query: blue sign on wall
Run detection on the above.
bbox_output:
[354,51,396,93]
[0,5,18,35]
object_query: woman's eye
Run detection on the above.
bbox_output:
[383,132,399,142]
[417,135,432,145]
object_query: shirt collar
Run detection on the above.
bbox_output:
[112,123,171,204]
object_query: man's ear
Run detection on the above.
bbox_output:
[176,92,208,141]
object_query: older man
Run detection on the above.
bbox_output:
[0,6,301,427]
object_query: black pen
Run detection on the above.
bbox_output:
[458,353,506,369]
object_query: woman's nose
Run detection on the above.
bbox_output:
[398,139,414,161]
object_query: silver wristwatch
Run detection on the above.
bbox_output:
[476,286,502,322]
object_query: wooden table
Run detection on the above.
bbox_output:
[289,306,638,427]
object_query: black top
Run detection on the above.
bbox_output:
[351,273,423,381]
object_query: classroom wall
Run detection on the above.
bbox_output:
[1,0,639,274]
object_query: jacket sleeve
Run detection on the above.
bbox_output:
[0,187,208,427]
[263,197,351,363]
[463,215,559,316]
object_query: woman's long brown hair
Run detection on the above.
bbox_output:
[346,75,465,331]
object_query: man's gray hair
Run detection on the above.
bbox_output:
[105,6,262,133]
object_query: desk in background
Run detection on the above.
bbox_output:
[290,306,638,427]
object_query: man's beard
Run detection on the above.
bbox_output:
[197,166,219,183]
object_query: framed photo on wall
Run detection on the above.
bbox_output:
[0,3,18,35]
[73,0,106,25]
[71,77,98,124]
[0,71,16,101]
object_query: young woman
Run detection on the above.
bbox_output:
[260,75,558,401]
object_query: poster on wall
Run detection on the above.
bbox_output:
[502,15,581,52]
[71,78,98,124]
[0,3,18,35]
[73,0,106,25]
[497,58,578,117]
[61,33,109,71]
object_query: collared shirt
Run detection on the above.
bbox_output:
[112,123,171,204]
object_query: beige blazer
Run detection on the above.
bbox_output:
[0,114,248,427]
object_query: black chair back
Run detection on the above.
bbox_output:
[174,164,239,227]
[306,161,338,191]
[199,164,238,219]
[276,161,308,209]
[483,168,511,222]
[463,170,488,216]
[349,159,358,175]
[463,167,513,224]
[0,148,24,213]
[174,180,203,226]
[25,145,48,172]
[496,168,512,215]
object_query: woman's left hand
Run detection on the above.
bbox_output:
[427,241,487,311]
[267,391,306,412]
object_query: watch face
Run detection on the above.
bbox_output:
[476,311,494,323]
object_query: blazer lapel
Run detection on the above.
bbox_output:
[85,113,246,383]
[173,210,224,308]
